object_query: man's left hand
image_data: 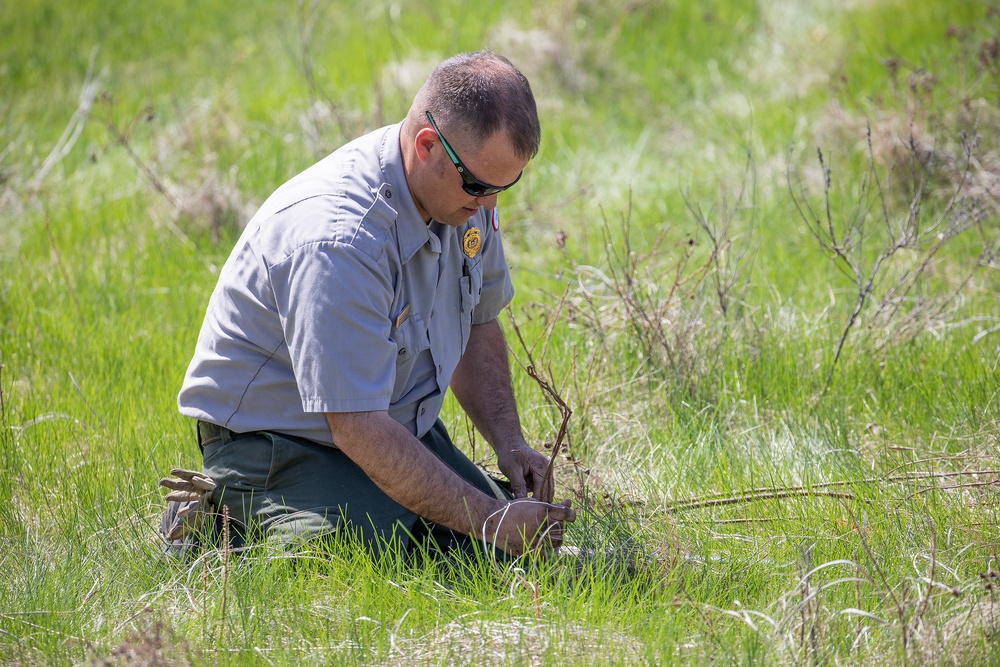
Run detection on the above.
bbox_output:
[495,440,554,502]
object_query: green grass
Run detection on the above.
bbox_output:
[3,0,1000,664]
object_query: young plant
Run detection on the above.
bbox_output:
[788,126,999,394]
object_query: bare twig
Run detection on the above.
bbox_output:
[664,489,859,513]
[102,99,180,209]
[909,479,999,498]
[598,198,686,373]
[562,163,758,401]
[886,455,999,475]
[664,468,1000,513]
[30,47,101,191]
[524,364,571,495]
[505,307,573,491]
[683,144,759,318]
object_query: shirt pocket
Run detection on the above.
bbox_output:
[459,258,484,350]
[389,313,430,400]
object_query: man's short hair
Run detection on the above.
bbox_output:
[411,52,541,160]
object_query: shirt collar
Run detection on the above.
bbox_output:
[380,123,434,263]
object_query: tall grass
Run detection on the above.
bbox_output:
[2,0,999,664]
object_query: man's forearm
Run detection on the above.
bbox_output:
[325,411,502,539]
[326,408,574,556]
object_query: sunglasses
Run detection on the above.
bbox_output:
[425,111,522,197]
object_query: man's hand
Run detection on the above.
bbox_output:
[495,440,555,502]
[482,497,576,557]
[159,468,216,542]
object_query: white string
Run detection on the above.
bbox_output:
[480,499,563,565]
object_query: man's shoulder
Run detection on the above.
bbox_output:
[247,192,398,268]
[247,126,405,263]
[261,125,395,220]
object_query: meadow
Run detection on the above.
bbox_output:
[2,0,999,664]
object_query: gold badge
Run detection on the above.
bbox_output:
[463,227,481,258]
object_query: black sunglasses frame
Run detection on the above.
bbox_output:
[425,111,521,197]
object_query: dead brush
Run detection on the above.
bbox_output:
[798,14,1000,393]
[558,165,758,403]
[788,123,1000,394]
[498,159,759,572]
[570,199,711,390]
[91,616,200,666]
[96,89,257,245]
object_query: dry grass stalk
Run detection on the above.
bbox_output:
[29,47,101,192]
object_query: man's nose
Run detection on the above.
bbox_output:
[475,193,498,209]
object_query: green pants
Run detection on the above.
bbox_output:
[199,419,510,555]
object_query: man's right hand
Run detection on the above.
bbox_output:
[482,498,576,557]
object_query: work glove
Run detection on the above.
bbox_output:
[158,468,217,543]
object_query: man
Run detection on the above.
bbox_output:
[162,51,575,558]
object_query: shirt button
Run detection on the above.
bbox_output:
[398,348,406,356]
[438,365,443,373]
[420,407,426,416]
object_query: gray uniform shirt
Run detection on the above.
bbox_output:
[177,123,515,444]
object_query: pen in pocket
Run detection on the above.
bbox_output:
[395,304,410,329]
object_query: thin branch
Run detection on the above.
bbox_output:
[886,455,998,475]
[30,47,100,191]
[664,489,859,513]
[909,480,999,498]
[524,364,572,494]
[663,468,1000,513]
[104,106,180,209]
[505,307,573,494]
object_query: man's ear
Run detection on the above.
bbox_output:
[413,127,438,163]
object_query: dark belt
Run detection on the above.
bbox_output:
[196,420,262,451]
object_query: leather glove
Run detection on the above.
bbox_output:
[159,468,217,542]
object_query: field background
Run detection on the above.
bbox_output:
[2,0,999,664]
